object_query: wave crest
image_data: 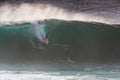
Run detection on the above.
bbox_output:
[0,3,109,24]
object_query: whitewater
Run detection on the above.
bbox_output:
[0,3,119,25]
[0,64,120,80]
[0,71,119,80]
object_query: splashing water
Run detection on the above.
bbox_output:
[0,3,113,25]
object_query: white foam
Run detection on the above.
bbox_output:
[0,3,116,25]
[0,70,119,80]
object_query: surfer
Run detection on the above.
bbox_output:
[43,32,49,45]
[42,32,49,45]
[29,22,49,49]
[31,22,49,45]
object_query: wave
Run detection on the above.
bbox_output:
[0,20,120,64]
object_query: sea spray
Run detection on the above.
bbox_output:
[0,3,109,24]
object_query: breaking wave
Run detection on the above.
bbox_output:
[0,3,118,25]
[0,20,120,64]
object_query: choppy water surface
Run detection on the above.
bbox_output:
[0,64,120,80]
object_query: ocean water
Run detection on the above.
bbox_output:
[0,20,120,63]
[0,19,120,80]
[0,64,120,80]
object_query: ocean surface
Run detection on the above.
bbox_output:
[0,64,120,80]
[0,19,120,80]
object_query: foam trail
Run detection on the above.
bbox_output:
[0,3,112,25]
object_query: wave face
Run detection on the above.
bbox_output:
[0,20,120,64]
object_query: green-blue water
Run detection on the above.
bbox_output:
[0,20,120,64]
